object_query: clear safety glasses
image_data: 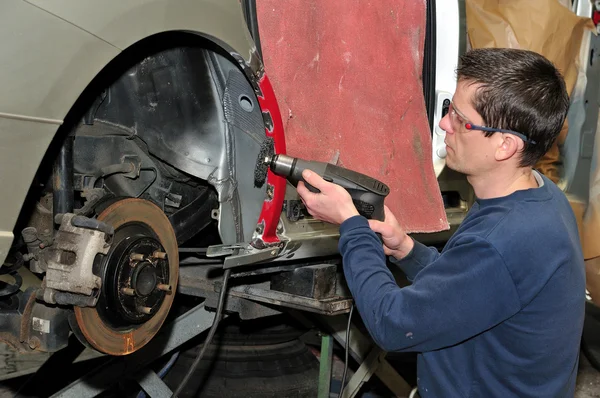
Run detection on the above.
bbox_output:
[448,100,536,145]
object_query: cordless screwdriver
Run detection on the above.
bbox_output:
[254,138,390,221]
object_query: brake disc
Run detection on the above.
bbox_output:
[73,198,179,356]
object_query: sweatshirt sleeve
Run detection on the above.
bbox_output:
[389,239,441,281]
[338,215,521,353]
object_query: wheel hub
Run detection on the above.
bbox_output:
[99,227,170,327]
[73,198,179,356]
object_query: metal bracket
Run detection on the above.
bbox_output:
[206,243,281,269]
[321,313,412,398]
[51,303,219,398]
[135,369,173,398]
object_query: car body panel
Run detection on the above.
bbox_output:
[255,0,449,234]
[25,0,257,59]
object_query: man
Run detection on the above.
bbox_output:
[297,48,585,397]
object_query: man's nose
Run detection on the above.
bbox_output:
[439,113,453,134]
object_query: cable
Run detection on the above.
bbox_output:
[338,303,354,398]
[171,268,232,397]
[136,167,158,198]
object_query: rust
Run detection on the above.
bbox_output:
[73,198,179,356]
[125,332,135,354]
[53,173,62,190]
[20,291,37,343]
[0,332,29,353]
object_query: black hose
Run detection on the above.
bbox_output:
[338,304,354,398]
[171,268,231,397]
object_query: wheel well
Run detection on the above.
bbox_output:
[15,31,267,246]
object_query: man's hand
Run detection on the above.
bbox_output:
[296,169,359,225]
[368,205,414,259]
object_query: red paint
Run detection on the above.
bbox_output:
[255,74,287,243]
[256,1,448,233]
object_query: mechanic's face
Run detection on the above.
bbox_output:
[439,81,497,177]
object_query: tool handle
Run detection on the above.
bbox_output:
[279,155,389,221]
[301,179,321,194]
[347,189,386,221]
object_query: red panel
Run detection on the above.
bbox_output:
[256,74,287,243]
[257,1,448,233]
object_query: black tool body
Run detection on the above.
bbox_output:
[270,154,389,222]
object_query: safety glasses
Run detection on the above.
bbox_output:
[448,101,536,145]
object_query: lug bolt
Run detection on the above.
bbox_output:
[156,284,172,292]
[139,306,153,315]
[121,287,136,296]
[153,251,167,260]
[130,253,145,261]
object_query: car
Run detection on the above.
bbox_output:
[0,0,298,358]
[0,2,441,395]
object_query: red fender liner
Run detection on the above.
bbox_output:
[255,73,287,244]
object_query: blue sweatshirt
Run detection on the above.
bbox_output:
[338,172,585,397]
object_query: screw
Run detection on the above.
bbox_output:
[156,284,172,292]
[121,287,136,296]
[153,251,167,260]
[270,250,277,256]
[28,337,41,350]
[139,306,152,315]
[130,253,145,261]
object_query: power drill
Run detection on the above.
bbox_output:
[254,138,390,221]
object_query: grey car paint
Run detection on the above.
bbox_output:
[0,0,265,264]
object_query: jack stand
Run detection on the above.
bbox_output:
[318,334,334,398]
[296,310,413,398]
[321,313,412,398]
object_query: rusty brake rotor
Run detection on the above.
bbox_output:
[73,198,179,356]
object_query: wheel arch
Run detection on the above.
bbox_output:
[8,29,285,266]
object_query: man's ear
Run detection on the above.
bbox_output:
[494,134,522,162]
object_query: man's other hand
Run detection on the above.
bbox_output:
[369,205,414,259]
[297,169,359,225]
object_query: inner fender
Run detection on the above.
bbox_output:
[93,46,268,244]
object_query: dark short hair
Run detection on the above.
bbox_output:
[456,48,569,167]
